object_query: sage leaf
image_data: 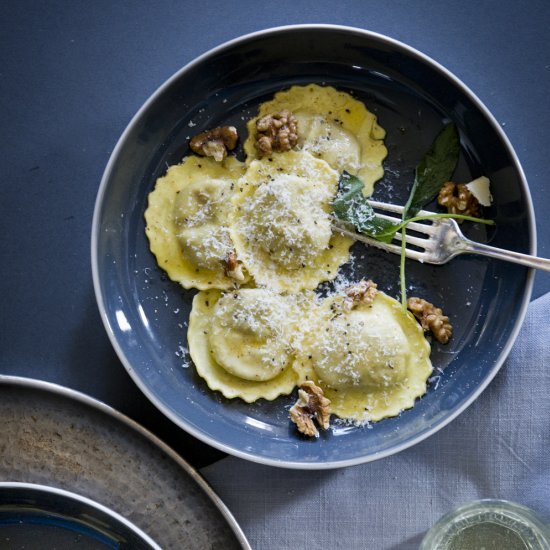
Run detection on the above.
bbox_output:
[333,172,400,243]
[403,122,459,219]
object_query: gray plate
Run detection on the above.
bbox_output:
[0,376,250,550]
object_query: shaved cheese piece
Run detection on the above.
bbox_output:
[466,176,492,206]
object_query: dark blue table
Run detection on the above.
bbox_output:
[2,1,549,468]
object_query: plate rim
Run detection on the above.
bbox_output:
[0,375,251,549]
[0,481,162,549]
[91,24,536,469]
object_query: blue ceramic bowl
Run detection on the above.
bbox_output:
[92,25,534,468]
[0,483,161,549]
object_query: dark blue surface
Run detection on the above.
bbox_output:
[1,1,549,468]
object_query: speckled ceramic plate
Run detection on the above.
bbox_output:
[92,25,535,468]
[0,376,250,549]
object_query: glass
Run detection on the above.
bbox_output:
[420,499,550,550]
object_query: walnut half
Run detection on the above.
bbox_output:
[437,181,481,221]
[343,279,378,311]
[223,250,245,282]
[407,297,453,344]
[289,381,331,437]
[255,109,298,156]
[190,126,238,162]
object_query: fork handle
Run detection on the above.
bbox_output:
[464,240,550,272]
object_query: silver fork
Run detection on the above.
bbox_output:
[332,200,550,271]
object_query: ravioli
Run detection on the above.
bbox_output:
[188,288,311,402]
[296,291,432,423]
[244,84,387,196]
[145,84,437,432]
[230,151,353,291]
[145,155,248,290]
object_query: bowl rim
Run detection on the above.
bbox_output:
[91,24,536,469]
[0,481,163,549]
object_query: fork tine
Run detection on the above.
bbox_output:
[405,222,437,235]
[331,200,445,262]
[331,224,427,261]
[368,200,434,218]
[373,214,437,236]
[368,201,437,235]
[368,200,406,215]
[392,231,429,248]
[368,239,427,261]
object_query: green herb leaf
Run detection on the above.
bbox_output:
[403,122,460,219]
[333,172,400,243]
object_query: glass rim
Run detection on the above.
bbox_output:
[420,499,550,550]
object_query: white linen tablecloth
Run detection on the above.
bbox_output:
[202,291,550,549]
